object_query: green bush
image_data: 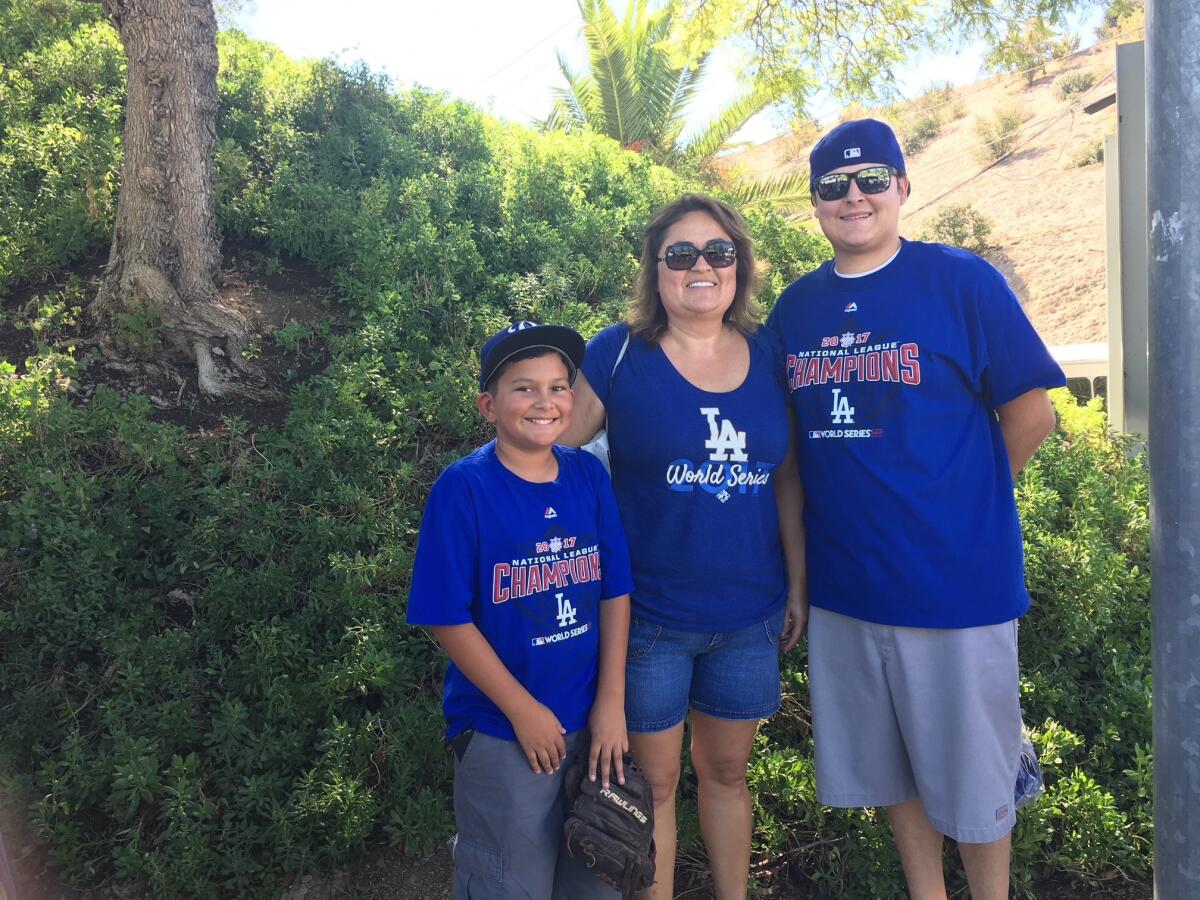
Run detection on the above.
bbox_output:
[1057,70,1099,99]
[0,3,125,292]
[975,104,1026,163]
[900,109,943,157]
[919,202,998,257]
[985,19,1080,86]
[1072,139,1106,168]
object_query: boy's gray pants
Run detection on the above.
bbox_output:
[451,729,619,899]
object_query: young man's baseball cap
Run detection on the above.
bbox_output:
[809,118,906,187]
[479,321,586,391]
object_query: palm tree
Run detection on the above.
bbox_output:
[541,0,812,210]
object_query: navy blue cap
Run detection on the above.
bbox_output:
[479,321,586,391]
[809,118,905,188]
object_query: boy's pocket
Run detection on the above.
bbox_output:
[452,837,505,898]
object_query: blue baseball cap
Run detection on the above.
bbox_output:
[809,118,905,188]
[479,320,586,391]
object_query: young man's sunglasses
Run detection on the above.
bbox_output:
[814,166,901,202]
[657,240,738,271]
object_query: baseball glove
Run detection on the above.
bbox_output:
[563,751,656,898]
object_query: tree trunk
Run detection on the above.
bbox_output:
[93,0,267,399]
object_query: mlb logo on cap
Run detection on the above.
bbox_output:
[844,147,862,159]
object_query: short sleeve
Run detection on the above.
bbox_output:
[973,262,1066,408]
[752,323,789,393]
[406,468,479,626]
[581,323,630,406]
[582,453,634,600]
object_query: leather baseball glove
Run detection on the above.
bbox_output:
[563,751,656,898]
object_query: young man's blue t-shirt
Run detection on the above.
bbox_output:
[766,240,1066,629]
[407,442,634,740]
[582,323,790,632]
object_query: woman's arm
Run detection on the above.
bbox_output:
[559,372,608,448]
[774,411,808,652]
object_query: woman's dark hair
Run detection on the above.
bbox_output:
[628,194,760,343]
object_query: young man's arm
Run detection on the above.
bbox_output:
[774,412,808,652]
[997,387,1057,475]
[430,623,567,774]
[588,594,630,789]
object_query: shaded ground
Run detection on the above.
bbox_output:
[0,240,342,435]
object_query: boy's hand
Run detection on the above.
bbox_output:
[588,696,628,789]
[511,700,567,774]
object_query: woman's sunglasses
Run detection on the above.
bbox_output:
[814,166,900,202]
[657,240,738,271]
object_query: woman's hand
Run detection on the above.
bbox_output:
[588,695,628,789]
[781,588,809,652]
[511,700,567,774]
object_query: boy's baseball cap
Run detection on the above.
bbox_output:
[479,321,586,391]
[809,118,906,187]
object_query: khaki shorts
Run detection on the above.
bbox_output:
[808,606,1023,844]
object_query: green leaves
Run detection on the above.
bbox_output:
[541,0,777,170]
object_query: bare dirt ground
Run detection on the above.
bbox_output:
[721,36,1132,348]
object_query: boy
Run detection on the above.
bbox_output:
[768,119,1064,899]
[408,321,634,900]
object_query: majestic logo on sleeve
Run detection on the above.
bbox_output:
[663,408,775,499]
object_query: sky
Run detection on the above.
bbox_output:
[233,0,1102,145]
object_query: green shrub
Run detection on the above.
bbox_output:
[1072,139,1105,168]
[1057,70,1099,99]
[900,109,943,157]
[0,3,125,292]
[919,203,998,256]
[975,104,1026,163]
[985,19,1080,86]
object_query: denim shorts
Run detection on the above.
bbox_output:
[624,607,785,732]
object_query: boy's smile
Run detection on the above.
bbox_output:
[477,353,574,454]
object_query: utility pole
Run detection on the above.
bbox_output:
[1146,0,1200,896]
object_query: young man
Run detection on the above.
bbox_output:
[767,119,1065,899]
[407,321,634,899]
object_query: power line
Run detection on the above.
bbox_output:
[463,17,580,96]
[904,67,1116,216]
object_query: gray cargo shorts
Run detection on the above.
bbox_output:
[451,728,618,899]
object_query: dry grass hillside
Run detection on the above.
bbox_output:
[722,37,1140,347]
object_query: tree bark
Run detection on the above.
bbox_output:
[93,0,268,399]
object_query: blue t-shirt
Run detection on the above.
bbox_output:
[407,442,634,740]
[582,323,790,632]
[766,240,1066,628]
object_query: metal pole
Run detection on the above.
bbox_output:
[1117,41,1149,437]
[1147,1,1200,897]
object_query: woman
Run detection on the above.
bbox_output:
[563,194,806,899]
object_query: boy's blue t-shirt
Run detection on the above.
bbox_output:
[766,239,1066,629]
[407,442,634,741]
[581,323,790,632]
